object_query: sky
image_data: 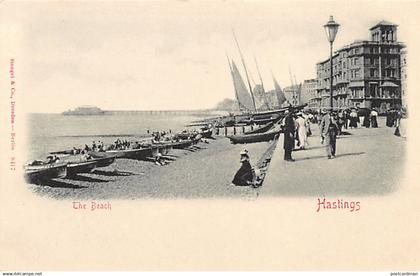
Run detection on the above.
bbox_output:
[1,1,418,113]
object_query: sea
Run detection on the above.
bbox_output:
[27,113,219,161]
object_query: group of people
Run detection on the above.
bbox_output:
[282,109,314,161]
[231,105,407,187]
[282,107,340,161]
[314,108,379,130]
[347,108,379,129]
[386,109,404,128]
[84,140,106,152]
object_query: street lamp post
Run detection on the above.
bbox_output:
[324,16,340,110]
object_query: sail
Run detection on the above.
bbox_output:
[272,76,287,106]
[227,54,241,111]
[253,55,272,110]
[253,84,269,110]
[231,61,256,111]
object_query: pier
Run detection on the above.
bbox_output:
[105,109,222,116]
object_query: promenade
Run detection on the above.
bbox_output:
[262,117,406,197]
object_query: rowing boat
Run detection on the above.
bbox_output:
[93,156,116,168]
[66,160,97,176]
[92,148,153,160]
[172,140,194,149]
[227,129,280,144]
[243,121,276,135]
[24,163,67,183]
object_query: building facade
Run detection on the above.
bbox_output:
[314,20,406,113]
[400,49,407,108]
[300,79,317,108]
[283,84,301,106]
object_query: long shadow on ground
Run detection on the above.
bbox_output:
[34,179,87,189]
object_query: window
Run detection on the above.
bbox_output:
[370,69,376,77]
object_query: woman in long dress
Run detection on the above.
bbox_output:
[349,109,358,128]
[295,112,308,150]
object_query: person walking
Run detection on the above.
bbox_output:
[362,109,371,128]
[320,109,339,159]
[304,111,312,136]
[295,112,308,150]
[349,109,358,128]
[343,109,349,129]
[283,108,296,161]
[370,108,378,128]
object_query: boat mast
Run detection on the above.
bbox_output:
[253,54,271,110]
[294,74,300,106]
[226,53,242,111]
[232,29,257,112]
[288,66,296,107]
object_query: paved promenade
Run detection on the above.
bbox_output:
[262,118,406,197]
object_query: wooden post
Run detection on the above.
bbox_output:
[224,127,227,136]
[242,126,245,133]
[233,127,236,135]
[251,125,254,131]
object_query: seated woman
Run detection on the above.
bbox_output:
[232,150,254,186]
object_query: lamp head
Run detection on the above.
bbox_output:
[324,15,340,43]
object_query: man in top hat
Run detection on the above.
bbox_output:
[232,149,254,186]
[283,107,296,161]
[320,108,339,159]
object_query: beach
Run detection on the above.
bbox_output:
[29,136,276,200]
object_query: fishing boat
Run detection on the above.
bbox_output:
[50,149,79,155]
[66,160,97,176]
[227,129,281,144]
[24,162,68,183]
[91,148,154,160]
[243,120,276,135]
[175,131,198,140]
[223,31,291,127]
[149,143,173,156]
[93,155,116,168]
[172,139,194,149]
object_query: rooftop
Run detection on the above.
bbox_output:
[369,20,397,30]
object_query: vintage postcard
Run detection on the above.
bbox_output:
[0,0,419,272]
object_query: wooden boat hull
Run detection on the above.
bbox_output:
[154,144,173,156]
[94,156,116,168]
[227,130,280,144]
[172,140,194,149]
[96,148,153,160]
[24,163,67,183]
[67,160,97,176]
[244,122,274,135]
[175,133,198,140]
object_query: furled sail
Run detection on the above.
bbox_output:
[231,60,256,111]
[272,75,287,106]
